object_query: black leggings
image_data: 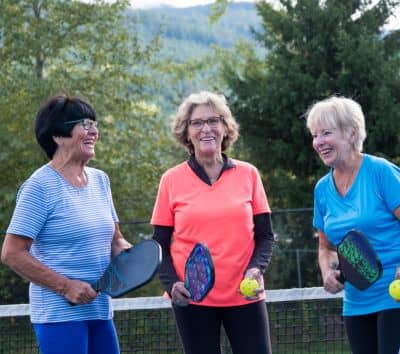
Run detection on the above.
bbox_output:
[172,301,272,354]
[344,308,400,354]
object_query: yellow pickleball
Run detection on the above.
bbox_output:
[239,278,259,297]
[389,279,400,300]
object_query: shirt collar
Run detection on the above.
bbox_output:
[187,153,235,185]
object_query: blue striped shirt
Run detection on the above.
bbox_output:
[7,164,118,323]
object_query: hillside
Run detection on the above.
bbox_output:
[126,2,263,61]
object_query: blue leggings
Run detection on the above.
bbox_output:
[33,319,120,354]
[344,308,400,354]
[172,300,272,354]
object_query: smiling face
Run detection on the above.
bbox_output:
[310,123,353,168]
[54,120,99,163]
[187,104,226,159]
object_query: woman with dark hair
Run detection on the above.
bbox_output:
[151,91,274,354]
[1,93,131,354]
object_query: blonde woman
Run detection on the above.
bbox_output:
[306,96,400,354]
[151,91,274,354]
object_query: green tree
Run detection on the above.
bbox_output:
[219,0,400,208]
[0,0,176,303]
[214,0,400,290]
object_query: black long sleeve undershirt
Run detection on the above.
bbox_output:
[247,212,275,273]
[152,212,275,295]
[152,225,177,295]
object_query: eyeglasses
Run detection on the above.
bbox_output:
[189,116,223,130]
[64,118,98,130]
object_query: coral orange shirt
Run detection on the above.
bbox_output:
[151,159,270,306]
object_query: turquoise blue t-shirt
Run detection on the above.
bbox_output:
[7,164,118,323]
[314,154,400,316]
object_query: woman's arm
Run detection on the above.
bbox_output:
[152,225,180,295]
[153,225,191,305]
[247,213,275,273]
[318,230,344,293]
[242,213,275,299]
[394,206,400,220]
[111,223,132,257]
[1,233,97,304]
[393,207,400,280]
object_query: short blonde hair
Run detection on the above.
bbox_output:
[171,91,239,154]
[306,96,366,152]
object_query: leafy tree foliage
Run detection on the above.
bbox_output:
[220,0,400,208]
[0,0,176,303]
[214,0,400,289]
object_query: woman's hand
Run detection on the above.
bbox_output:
[395,265,400,280]
[241,267,264,300]
[171,281,191,307]
[389,266,400,302]
[63,279,98,305]
[317,231,344,294]
[323,265,344,294]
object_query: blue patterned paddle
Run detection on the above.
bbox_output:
[184,243,215,302]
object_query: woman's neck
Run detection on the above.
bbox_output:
[334,152,362,174]
[195,153,223,168]
[195,154,224,184]
[333,152,362,196]
[50,156,87,188]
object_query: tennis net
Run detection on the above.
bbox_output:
[0,287,348,354]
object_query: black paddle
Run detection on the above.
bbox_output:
[336,229,382,290]
[70,239,161,304]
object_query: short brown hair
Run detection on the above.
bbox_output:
[171,91,239,154]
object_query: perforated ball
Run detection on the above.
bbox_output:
[239,278,259,297]
[389,279,400,300]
